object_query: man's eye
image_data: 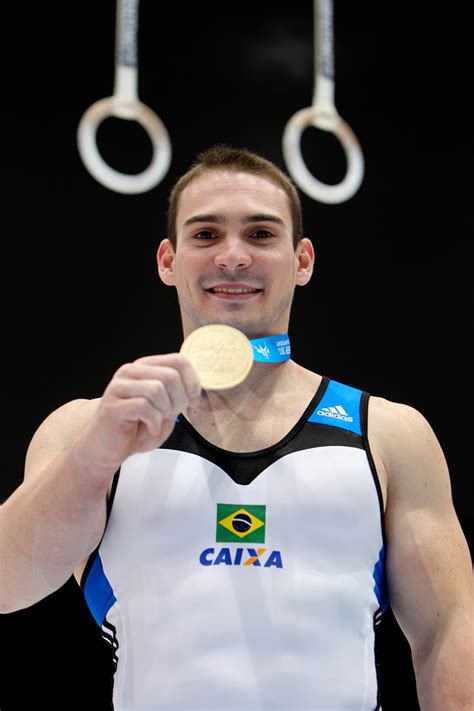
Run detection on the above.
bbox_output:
[193,230,216,240]
[251,230,273,239]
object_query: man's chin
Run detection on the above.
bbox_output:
[182,305,281,339]
[198,317,273,340]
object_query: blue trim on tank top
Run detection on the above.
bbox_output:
[372,545,389,613]
[308,379,362,435]
[83,553,117,627]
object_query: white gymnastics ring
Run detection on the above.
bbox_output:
[77,96,171,194]
[77,0,171,194]
[282,105,364,204]
[282,0,364,204]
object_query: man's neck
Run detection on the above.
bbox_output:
[200,359,296,413]
[184,359,322,452]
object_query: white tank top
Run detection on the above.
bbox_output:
[82,377,388,710]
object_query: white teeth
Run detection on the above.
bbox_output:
[211,287,257,294]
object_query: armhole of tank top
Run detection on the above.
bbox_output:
[80,467,121,591]
[360,392,386,546]
[106,467,121,520]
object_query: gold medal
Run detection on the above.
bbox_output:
[180,324,254,390]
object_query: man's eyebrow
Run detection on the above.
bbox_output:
[183,213,287,228]
[183,214,225,227]
[243,214,286,228]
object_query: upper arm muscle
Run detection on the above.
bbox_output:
[369,398,473,654]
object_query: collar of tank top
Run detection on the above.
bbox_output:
[249,334,291,362]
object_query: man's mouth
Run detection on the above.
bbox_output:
[207,287,261,294]
[205,284,263,299]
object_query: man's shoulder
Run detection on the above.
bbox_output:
[24,398,101,478]
[38,397,101,433]
[367,394,442,482]
[319,376,431,434]
[368,394,429,432]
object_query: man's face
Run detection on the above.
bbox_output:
[158,170,314,339]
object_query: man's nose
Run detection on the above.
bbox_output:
[214,236,252,271]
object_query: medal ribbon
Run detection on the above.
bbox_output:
[249,334,291,362]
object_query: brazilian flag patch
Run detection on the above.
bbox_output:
[216,504,266,543]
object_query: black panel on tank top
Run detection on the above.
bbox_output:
[162,379,364,485]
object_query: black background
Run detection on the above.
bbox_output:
[1,2,472,709]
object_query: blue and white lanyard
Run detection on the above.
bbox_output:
[249,334,291,363]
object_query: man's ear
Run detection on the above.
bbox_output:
[157,239,176,286]
[295,237,315,286]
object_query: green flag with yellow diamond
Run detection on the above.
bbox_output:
[216,504,266,543]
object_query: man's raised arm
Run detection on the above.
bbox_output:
[0,354,200,613]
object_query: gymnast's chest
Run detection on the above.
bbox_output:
[101,445,382,573]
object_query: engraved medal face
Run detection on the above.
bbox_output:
[180,324,254,390]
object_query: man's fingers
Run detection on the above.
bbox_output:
[118,397,166,438]
[134,417,175,453]
[111,376,178,418]
[110,360,199,412]
[131,354,201,403]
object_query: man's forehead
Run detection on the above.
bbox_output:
[177,170,290,224]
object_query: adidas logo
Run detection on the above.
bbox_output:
[316,405,353,422]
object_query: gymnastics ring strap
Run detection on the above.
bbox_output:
[282,0,364,204]
[77,0,171,194]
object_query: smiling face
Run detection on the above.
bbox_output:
[158,169,314,340]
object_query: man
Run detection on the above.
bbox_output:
[0,145,472,710]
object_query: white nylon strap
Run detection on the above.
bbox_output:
[77,0,171,194]
[282,0,364,204]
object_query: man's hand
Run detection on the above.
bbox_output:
[80,353,201,473]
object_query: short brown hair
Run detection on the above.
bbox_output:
[166,145,303,250]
